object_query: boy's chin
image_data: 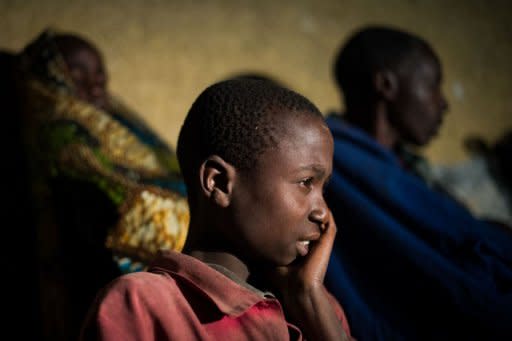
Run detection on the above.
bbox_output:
[254,252,301,268]
[287,255,306,267]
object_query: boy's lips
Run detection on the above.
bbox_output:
[297,240,311,256]
[296,232,321,256]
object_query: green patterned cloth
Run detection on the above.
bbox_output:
[16,28,189,340]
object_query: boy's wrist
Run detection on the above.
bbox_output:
[281,284,348,341]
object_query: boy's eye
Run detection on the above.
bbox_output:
[299,177,314,188]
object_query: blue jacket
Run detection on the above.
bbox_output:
[324,115,512,340]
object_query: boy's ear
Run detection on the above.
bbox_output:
[374,70,399,101]
[199,155,235,208]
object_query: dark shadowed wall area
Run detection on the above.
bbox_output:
[2,0,511,164]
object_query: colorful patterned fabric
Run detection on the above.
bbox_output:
[18,29,189,264]
[15,28,189,340]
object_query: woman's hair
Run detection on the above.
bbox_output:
[53,33,99,61]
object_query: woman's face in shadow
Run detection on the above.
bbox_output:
[64,46,109,110]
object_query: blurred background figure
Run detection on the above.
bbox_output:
[15,28,189,341]
[323,25,512,341]
[326,24,448,183]
[432,131,512,227]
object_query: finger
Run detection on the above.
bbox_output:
[302,210,337,282]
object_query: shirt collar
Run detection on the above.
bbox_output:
[206,263,275,298]
[148,251,269,317]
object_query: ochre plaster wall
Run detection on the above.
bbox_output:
[1,0,510,164]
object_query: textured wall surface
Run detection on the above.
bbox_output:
[1,0,510,163]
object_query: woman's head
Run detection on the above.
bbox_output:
[54,34,109,110]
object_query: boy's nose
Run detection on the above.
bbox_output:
[309,197,329,226]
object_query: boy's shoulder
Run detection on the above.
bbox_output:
[102,251,266,315]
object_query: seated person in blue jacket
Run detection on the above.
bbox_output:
[324,25,512,341]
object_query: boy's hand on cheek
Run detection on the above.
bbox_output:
[271,210,336,298]
[266,211,349,340]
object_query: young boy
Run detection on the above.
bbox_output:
[79,78,353,340]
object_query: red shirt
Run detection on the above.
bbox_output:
[80,251,351,340]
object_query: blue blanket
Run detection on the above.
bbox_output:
[324,115,512,340]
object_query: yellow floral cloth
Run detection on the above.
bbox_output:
[17,28,189,266]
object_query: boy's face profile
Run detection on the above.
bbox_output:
[388,52,448,146]
[228,111,334,266]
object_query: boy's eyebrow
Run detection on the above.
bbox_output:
[297,164,328,176]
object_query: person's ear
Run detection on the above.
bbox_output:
[198,155,235,208]
[374,70,399,101]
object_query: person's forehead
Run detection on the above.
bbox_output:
[240,114,332,182]
[70,46,101,61]
[281,109,325,131]
[269,113,332,155]
[264,127,333,178]
[62,43,103,62]
[268,107,320,127]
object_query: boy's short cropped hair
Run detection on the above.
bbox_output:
[177,79,322,193]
